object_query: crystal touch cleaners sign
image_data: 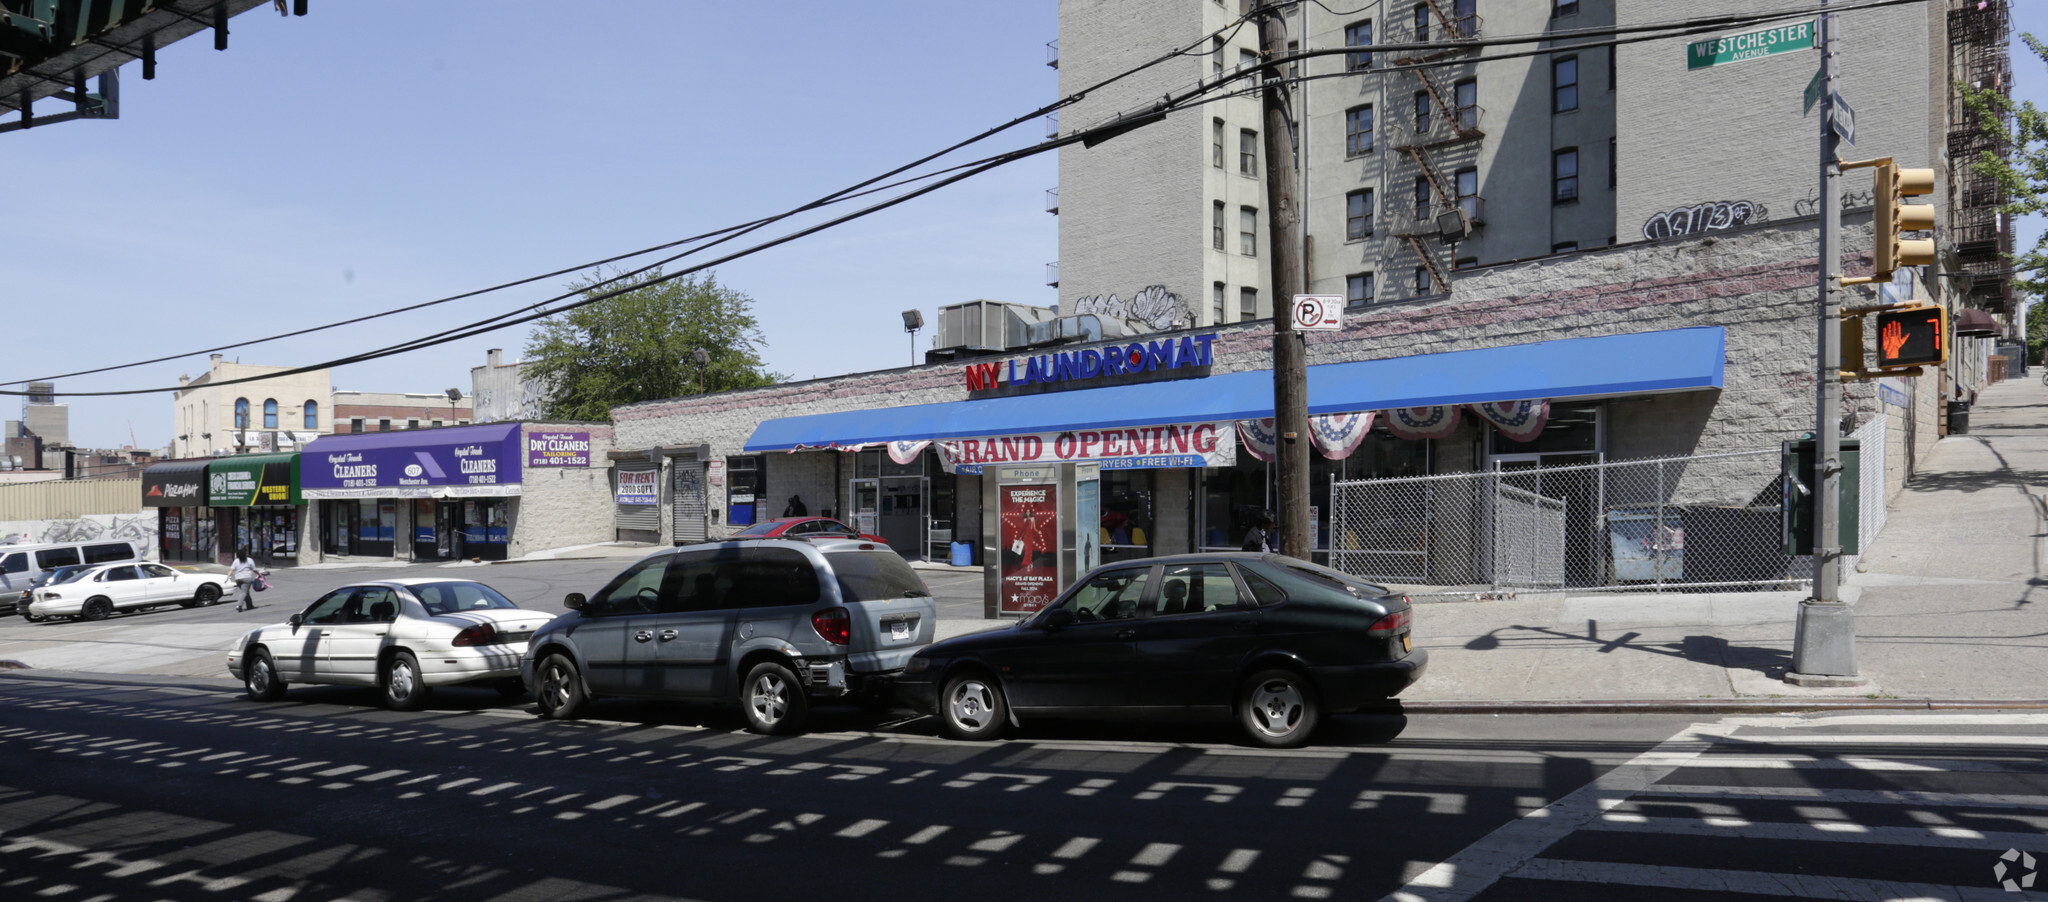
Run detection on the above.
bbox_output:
[526,431,591,467]
[301,427,522,498]
[963,333,1217,396]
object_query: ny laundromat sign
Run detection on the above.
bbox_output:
[1687,20,1815,70]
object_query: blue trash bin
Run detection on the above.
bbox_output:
[950,542,975,567]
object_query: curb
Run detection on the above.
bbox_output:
[1398,698,2048,715]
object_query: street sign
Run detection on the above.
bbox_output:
[1687,19,1817,70]
[1829,90,1856,146]
[1292,295,1342,331]
[1803,65,1822,115]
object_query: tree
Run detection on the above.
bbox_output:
[522,268,783,421]
[1961,32,2047,336]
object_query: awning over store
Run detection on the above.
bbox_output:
[743,327,1725,452]
[207,453,301,506]
[301,422,523,499]
[140,459,211,508]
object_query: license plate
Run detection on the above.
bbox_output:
[892,621,912,640]
[1402,634,1412,653]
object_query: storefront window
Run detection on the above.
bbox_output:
[1098,470,1155,564]
[1201,461,1269,551]
[727,456,763,526]
[1488,402,1602,457]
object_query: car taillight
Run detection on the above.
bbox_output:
[1367,606,1411,636]
[452,624,499,647]
[812,607,851,646]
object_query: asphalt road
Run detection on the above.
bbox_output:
[0,671,2042,901]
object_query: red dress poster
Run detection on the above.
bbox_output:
[998,483,1059,615]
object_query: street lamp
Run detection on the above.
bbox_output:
[901,309,924,367]
[445,388,462,425]
[691,348,711,394]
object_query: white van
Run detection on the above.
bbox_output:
[0,540,147,613]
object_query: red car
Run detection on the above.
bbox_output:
[731,517,890,545]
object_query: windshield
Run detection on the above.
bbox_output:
[731,521,781,537]
[35,566,91,587]
[409,581,520,615]
[825,550,931,602]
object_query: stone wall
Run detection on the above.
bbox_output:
[508,423,615,557]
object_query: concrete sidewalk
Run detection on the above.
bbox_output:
[1388,375,2048,710]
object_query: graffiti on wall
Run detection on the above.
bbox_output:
[1641,201,1767,241]
[0,514,160,550]
[1073,285,1194,332]
[1792,188,1875,217]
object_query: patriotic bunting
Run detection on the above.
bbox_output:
[1467,399,1551,442]
[1384,406,1462,441]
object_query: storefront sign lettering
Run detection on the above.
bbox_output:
[527,431,592,467]
[941,422,1236,475]
[300,424,524,498]
[963,333,1217,394]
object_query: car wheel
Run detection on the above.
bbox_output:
[190,584,221,608]
[740,661,809,736]
[534,653,587,720]
[1238,669,1320,749]
[493,678,527,699]
[81,597,112,622]
[382,651,429,712]
[939,672,1007,742]
[244,648,287,702]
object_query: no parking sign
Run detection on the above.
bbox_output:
[1292,295,1342,331]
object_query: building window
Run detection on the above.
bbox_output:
[1609,137,1617,188]
[1554,0,1578,17]
[1553,242,1580,254]
[1212,37,1224,82]
[1239,206,1259,256]
[1413,175,1432,218]
[432,419,443,428]
[1239,48,1259,87]
[407,419,420,430]
[1453,0,1477,36]
[262,399,278,429]
[1345,105,1373,156]
[349,417,365,434]
[1346,272,1375,308]
[1413,91,1431,132]
[1414,266,1432,295]
[1213,282,1226,323]
[1213,201,1226,250]
[1346,189,1373,240]
[303,401,318,430]
[378,418,392,432]
[1212,118,1224,168]
[1553,56,1578,113]
[1413,4,1430,42]
[1286,39,1299,79]
[1240,287,1258,318]
[1554,148,1580,203]
[1345,21,1372,71]
[1454,79,1478,128]
[1455,257,1479,270]
[233,398,250,430]
[1455,167,1479,219]
[1240,128,1259,175]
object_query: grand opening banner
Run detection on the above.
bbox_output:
[942,421,1235,475]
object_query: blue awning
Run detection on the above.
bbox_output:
[743,326,1725,452]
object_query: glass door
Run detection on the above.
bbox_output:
[878,476,926,558]
[849,479,880,540]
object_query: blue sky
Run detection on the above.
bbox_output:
[4,2,2043,452]
[5,1,1061,449]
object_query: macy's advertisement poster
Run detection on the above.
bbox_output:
[998,483,1060,616]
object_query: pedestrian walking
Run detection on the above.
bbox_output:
[1241,514,1275,553]
[783,494,808,517]
[230,548,267,612]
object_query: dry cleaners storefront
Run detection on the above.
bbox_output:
[301,423,523,562]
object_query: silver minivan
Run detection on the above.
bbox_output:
[2,540,146,614]
[521,538,937,734]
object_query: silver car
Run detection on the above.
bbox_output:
[522,538,936,735]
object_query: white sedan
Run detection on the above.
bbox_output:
[26,562,230,621]
[226,578,555,711]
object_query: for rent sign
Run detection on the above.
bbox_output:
[942,422,1236,475]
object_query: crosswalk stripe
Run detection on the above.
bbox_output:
[1506,857,2017,901]
[1587,814,2047,849]
[1640,784,2048,809]
[1676,754,2035,773]
[1710,733,2048,747]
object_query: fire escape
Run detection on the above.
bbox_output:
[1385,2,1484,293]
[1946,0,2013,313]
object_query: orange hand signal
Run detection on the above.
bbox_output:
[1881,320,1908,361]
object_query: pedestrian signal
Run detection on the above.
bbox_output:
[1873,306,1946,369]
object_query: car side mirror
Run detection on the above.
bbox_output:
[1042,608,1075,631]
[288,613,304,634]
[564,592,586,611]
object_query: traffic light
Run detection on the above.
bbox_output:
[1840,158,1936,286]
[1873,305,1947,369]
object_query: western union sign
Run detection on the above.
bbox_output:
[208,453,301,506]
[1687,20,1816,70]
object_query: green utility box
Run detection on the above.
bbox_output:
[1782,436,1859,556]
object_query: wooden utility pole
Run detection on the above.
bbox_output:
[1254,0,1309,557]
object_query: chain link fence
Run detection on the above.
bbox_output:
[1328,445,1858,595]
